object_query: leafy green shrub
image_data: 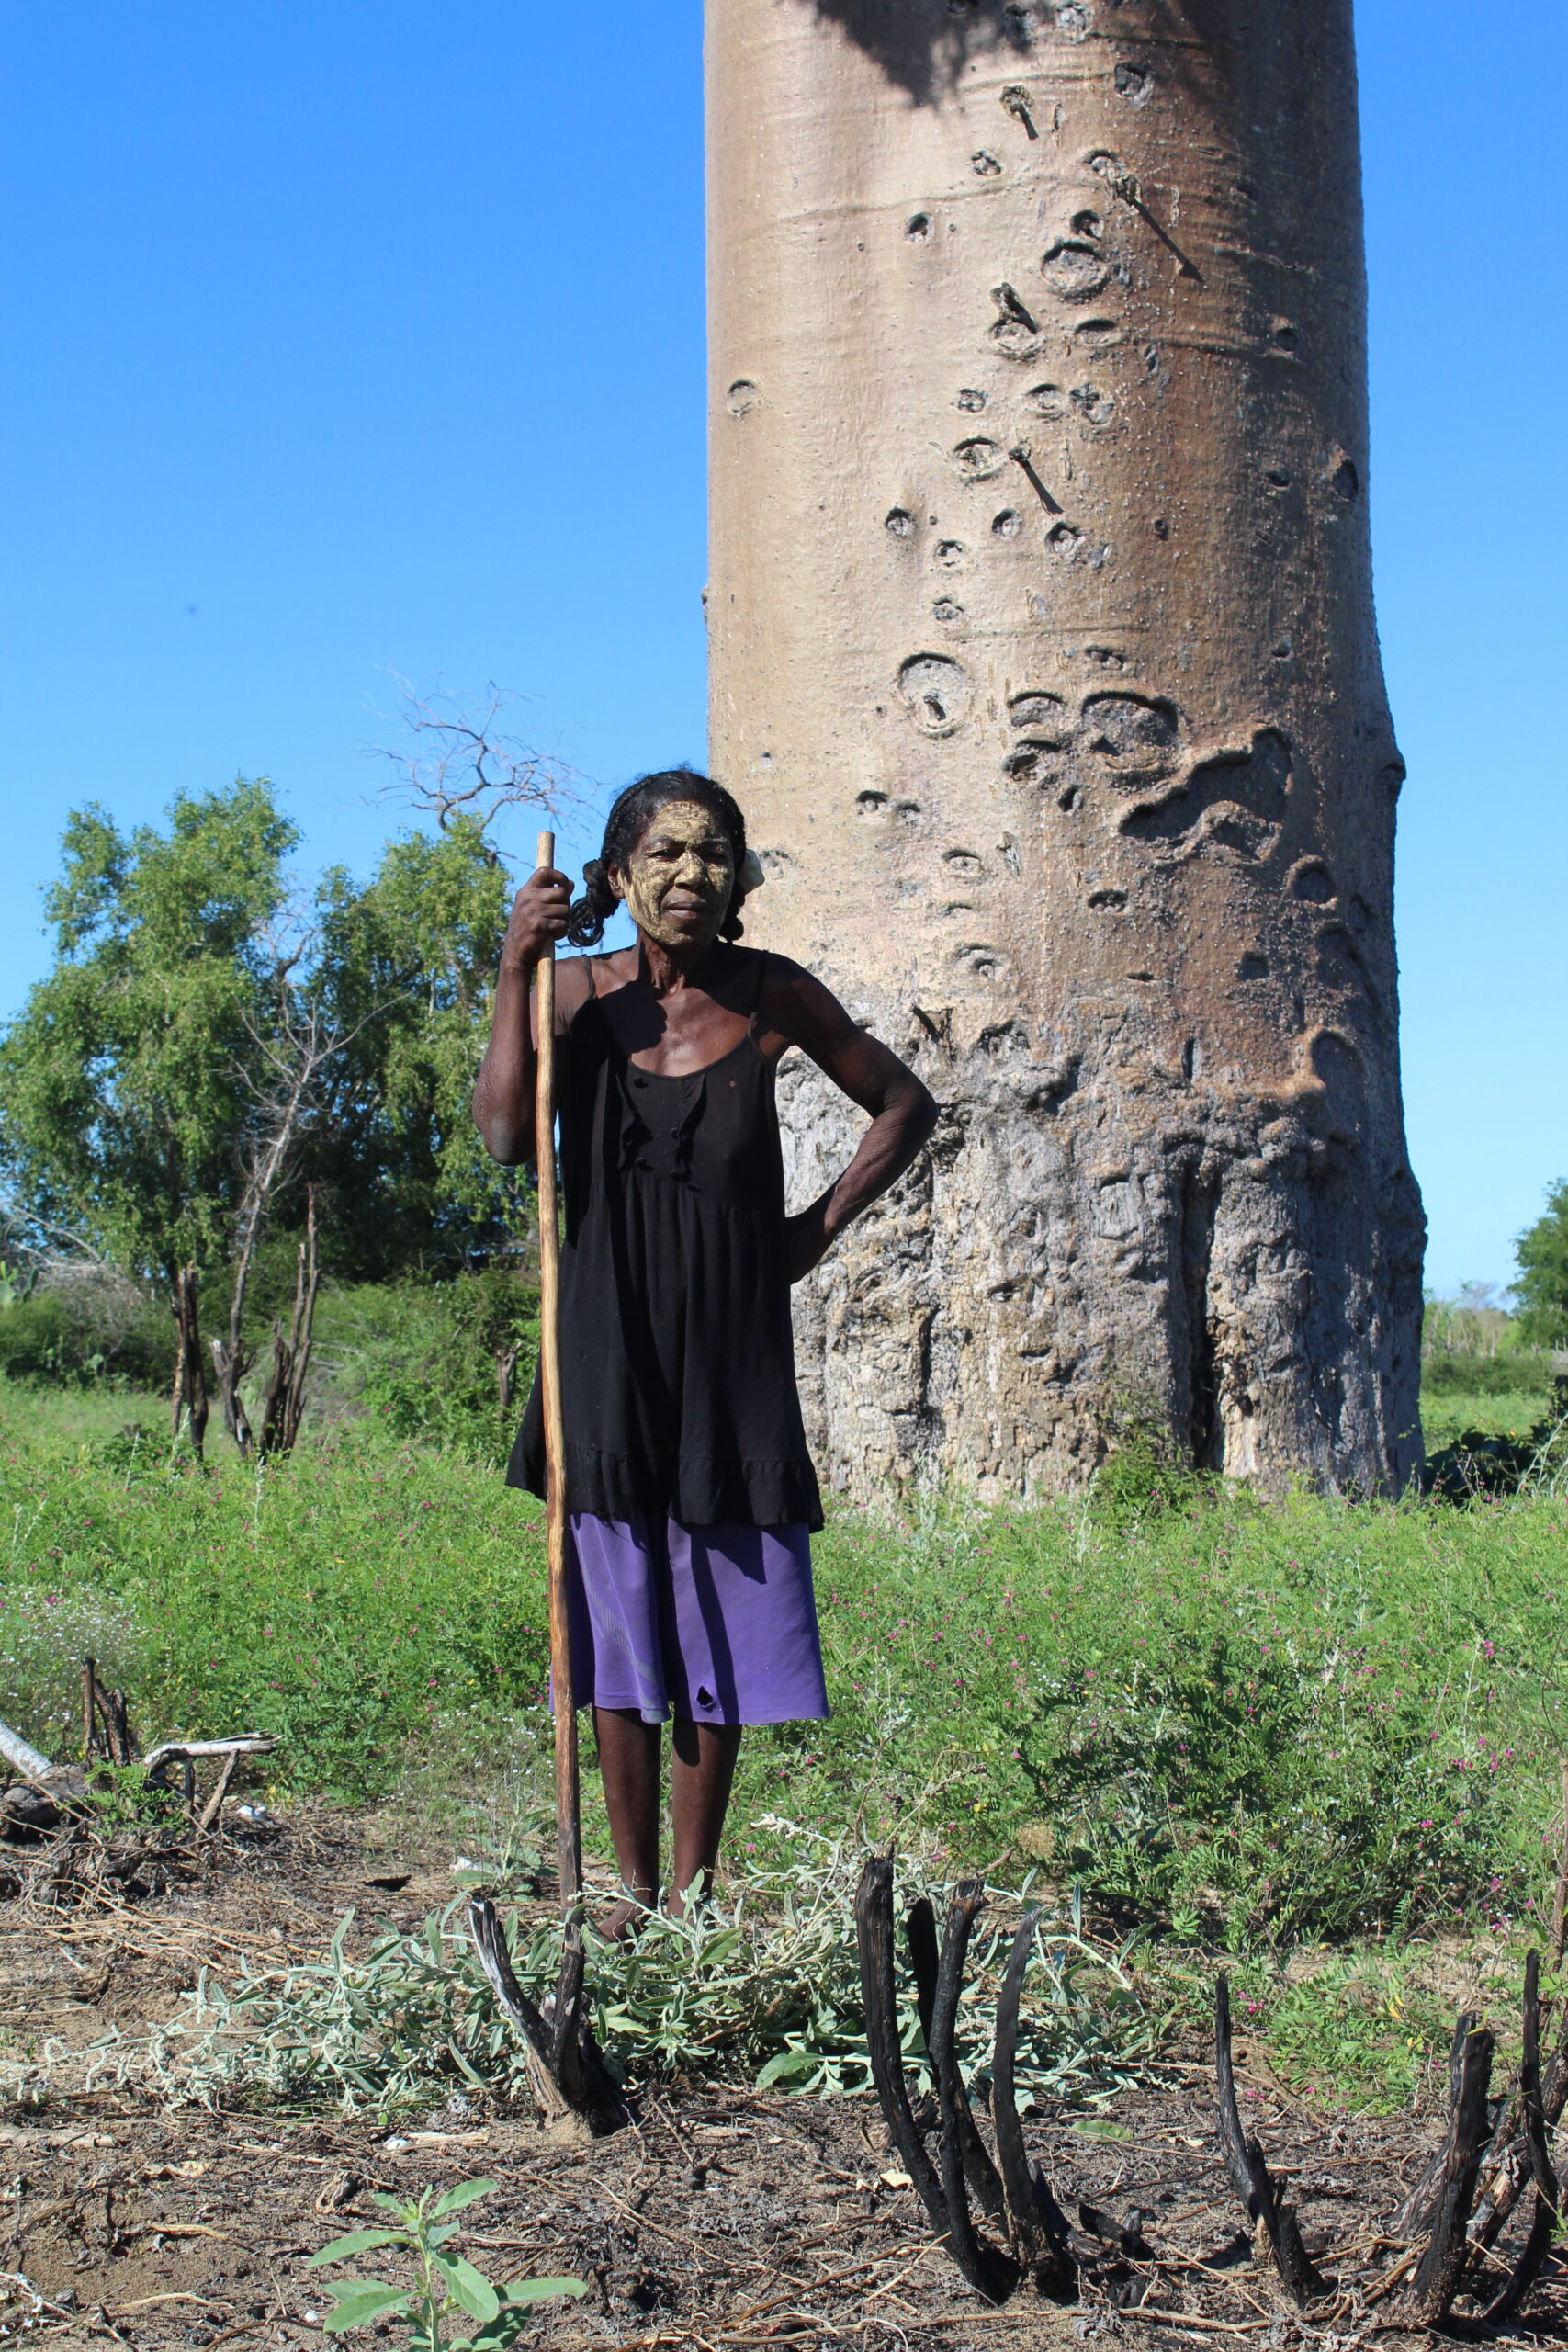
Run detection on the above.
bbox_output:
[1027,1628,1529,1941]
[1090,1444,1212,1521]
[319,1272,537,1464]
[1421,1351,1557,1397]
[1515,1178,1568,1348]
[0,1281,168,1388]
[1262,1949,1461,2114]
[792,1490,1568,1939]
[40,1832,1152,2112]
[1088,1404,1217,1521]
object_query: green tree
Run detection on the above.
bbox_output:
[1,691,560,1451]
[1515,1180,1568,1347]
[0,781,297,1451]
[307,819,525,1279]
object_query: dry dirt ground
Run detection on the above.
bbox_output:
[0,1810,1562,2352]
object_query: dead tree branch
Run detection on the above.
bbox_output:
[256,1185,321,1457]
[1214,1975,1326,2305]
[1484,1949,1562,2321]
[1408,2016,1495,2324]
[368,673,581,848]
[170,1261,209,1458]
[211,922,372,1453]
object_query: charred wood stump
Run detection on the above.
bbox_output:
[854,1854,1079,2306]
[993,1911,1077,2294]
[1392,2008,1483,2242]
[855,1855,969,2263]
[1214,1975,1326,2306]
[468,1893,623,2136]
[855,1863,1562,2328]
[1407,2012,1495,2324]
[1471,1951,1568,2261]
[929,1883,1019,2303]
[1483,1950,1561,2323]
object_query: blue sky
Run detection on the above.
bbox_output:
[2,2,1562,1295]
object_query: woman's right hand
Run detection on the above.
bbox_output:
[501,865,573,973]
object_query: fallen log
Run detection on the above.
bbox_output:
[0,1716,57,1789]
[0,1702,275,1842]
[141,1735,279,1781]
[0,1714,89,1831]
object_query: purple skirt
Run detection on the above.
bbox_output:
[559,1513,829,1727]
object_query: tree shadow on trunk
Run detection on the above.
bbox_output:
[805,0,1240,106]
[804,0,1031,104]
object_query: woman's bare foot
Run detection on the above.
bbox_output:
[594,1894,649,1944]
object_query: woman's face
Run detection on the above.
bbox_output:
[611,799,738,951]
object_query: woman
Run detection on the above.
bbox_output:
[473,769,937,1935]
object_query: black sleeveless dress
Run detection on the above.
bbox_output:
[508,947,823,1532]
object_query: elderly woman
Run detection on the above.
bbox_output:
[473,768,937,1935]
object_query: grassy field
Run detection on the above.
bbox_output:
[1418,1344,1562,1448]
[6,1376,1565,1921]
[1423,1391,1558,1446]
[4,1371,1565,2112]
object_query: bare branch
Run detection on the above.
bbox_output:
[0,1198,113,1273]
[366,672,583,845]
[213,916,356,1452]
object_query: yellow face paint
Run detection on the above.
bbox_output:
[611,799,739,951]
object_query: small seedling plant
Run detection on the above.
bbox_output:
[309,2177,584,2347]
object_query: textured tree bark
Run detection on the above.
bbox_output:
[169,1263,209,1460]
[706,0,1424,1498]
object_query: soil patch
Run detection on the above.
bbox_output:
[3,1811,1562,2350]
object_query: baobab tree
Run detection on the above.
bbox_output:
[706,0,1423,1496]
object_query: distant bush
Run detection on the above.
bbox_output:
[1515,1178,1568,1348]
[316,1266,537,1463]
[0,1272,168,1388]
[1422,1285,1517,1361]
[1421,1350,1557,1397]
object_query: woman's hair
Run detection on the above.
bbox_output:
[567,768,750,948]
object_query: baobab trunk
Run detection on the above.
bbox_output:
[706,0,1425,1498]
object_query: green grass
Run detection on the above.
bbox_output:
[1421,1385,1558,1447]
[1418,1345,1559,1446]
[0,1390,551,1790]
[0,1379,171,1448]
[1260,1947,1469,2114]
[5,1374,1566,1964]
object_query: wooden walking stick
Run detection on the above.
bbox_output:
[533,830,581,1923]
[468,832,621,2130]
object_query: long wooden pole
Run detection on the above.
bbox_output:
[534,830,581,1914]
